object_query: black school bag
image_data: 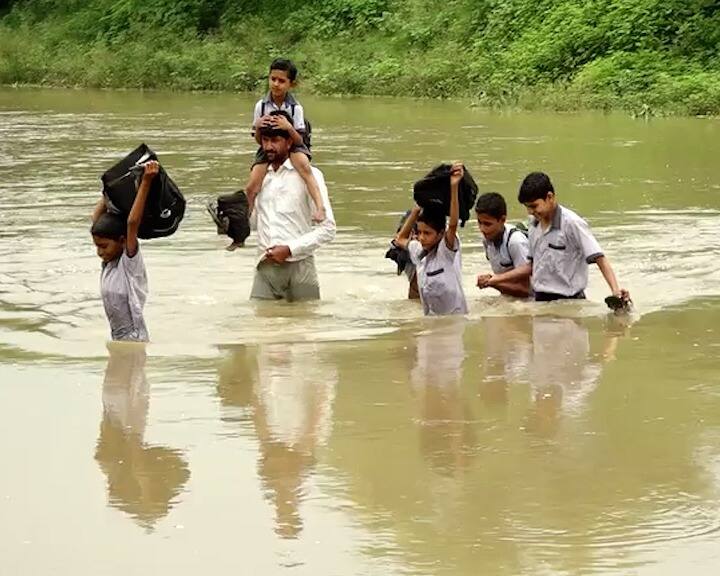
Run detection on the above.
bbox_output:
[216,190,250,245]
[101,143,186,239]
[412,164,479,227]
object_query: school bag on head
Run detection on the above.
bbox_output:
[101,143,185,239]
[412,164,479,227]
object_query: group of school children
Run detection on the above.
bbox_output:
[89,57,630,343]
[394,168,631,316]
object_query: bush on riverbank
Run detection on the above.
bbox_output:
[1,0,720,115]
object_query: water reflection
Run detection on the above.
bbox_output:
[217,343,337,539]
[480,316,533,409]
[95,343,190,529]
[524,316,623,436]
[411,320,476,476]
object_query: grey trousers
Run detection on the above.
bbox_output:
[250,256,320,302]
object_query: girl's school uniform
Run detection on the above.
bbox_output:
[408,237,468,316]
[101,248,149,342]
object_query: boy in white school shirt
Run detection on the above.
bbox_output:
[393,162,468,316]
[475,192,531,298]
[478,172,630,304]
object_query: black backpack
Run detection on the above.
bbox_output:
[261,101,312,149]
[412,164,479,227]
[216,190,250,245]
[101,143,185,239]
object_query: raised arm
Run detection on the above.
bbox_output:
[444,162,462,250]
[394,206,421,250]
[126,161,158,258]
[91,197,107,224]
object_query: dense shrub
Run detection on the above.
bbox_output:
[1,0,719,114]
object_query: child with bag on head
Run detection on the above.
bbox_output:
[91,161,158,342]
[394,162,468,316]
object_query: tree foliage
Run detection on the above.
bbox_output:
[2,0,720,114]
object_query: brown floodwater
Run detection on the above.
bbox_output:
[1,87,720,575]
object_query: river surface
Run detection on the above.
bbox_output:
[1,87,720,575]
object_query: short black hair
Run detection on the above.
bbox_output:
[417,202,446,233]
[518,172,554,203]
[269,58,298,82]
[259,110,293,139]
[475,192,507,219]
[91,211,126,240]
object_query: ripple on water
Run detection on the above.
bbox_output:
[505,494,720,557]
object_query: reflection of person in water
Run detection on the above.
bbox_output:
[217,343,336,539]
[411,320,476,475]
[479,316,533,409]
[524,316,623,436]
[95,342,190,529]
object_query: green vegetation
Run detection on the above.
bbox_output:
[2,0,720,115]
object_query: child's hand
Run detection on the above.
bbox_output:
[312,206,326,223]
[450,162,464,186]
[617,288,631,301]
[477,274,493,289]
[269,114,293,132]
[141,160,159,181]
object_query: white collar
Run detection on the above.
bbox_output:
[268,158,294,173]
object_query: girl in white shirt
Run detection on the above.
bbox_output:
[394,162,468,316]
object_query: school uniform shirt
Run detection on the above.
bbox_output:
[408,237,468,316]
[100,248,148,342]
[483,224,530,274]
[251,159,336,267]
[528,205,603,297]
[252,92,306,132]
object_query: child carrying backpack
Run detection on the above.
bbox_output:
[474,192,531,298]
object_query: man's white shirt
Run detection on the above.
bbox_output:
[252,158,336,266]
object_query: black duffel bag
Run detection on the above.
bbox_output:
[217,190,250,245]
[412,164,479,227]
[101,143,185,239]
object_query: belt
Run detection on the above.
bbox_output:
[534,291,586,302]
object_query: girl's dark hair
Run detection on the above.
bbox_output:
[91,212,126,240]
[417,202,446,233]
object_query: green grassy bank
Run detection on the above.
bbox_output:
[2,0,720,115]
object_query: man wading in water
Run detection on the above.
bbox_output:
[250,110,336,301]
